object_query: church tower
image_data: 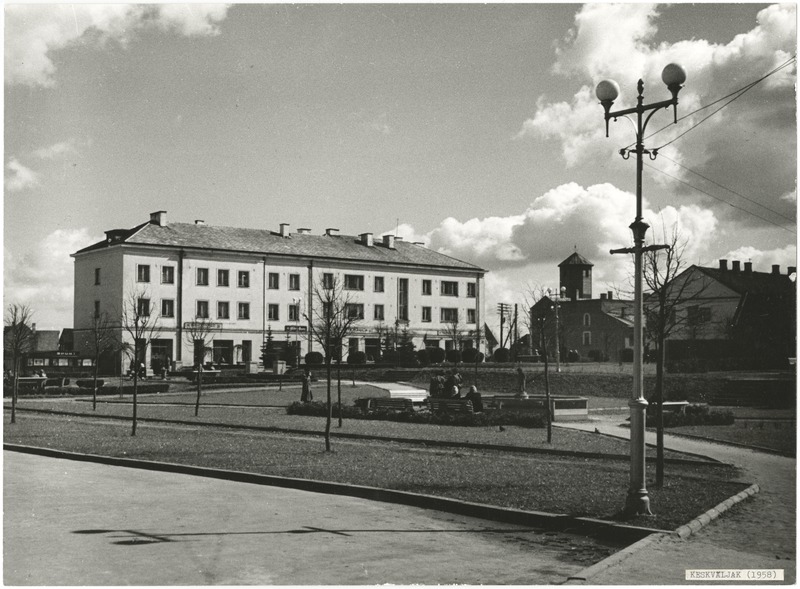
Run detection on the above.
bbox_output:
[559,252,593,300]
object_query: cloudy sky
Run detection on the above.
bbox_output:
[5,3,797,332]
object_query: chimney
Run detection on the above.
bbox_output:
[772,264,780,274]
[359,232,374,247]
[719,259,728,271]
[789,266,796,276]
[279,223,290,237]
[744,261,752,273]
[600,293,607,300]
[149,210,167,226]
[413,241,426,247]
[296,228,311,235]
[394,236,404,242]
[195,220,205,226]
[325,227,339,236]
[383,234,395,249]
[732,260,741,272]
[607,291,613,300]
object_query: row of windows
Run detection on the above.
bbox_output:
[119,299,475,324]
[97,266,477,298]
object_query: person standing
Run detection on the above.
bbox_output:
[515,366,528,398]
[301,369,313,403]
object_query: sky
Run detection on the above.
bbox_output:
[4,2,797,333]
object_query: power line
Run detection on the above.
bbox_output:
[644,162,796,235]
[657,152,796,223]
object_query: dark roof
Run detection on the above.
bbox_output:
[75,221,485,272]
[697,266,795,297]
[33,331,61,352]
[558,252,593,267]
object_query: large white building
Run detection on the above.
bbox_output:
[72,211,486,373]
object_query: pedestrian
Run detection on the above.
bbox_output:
[515,366,528,399]
[301,369,313,402]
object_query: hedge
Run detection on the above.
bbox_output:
[646,404,735,428]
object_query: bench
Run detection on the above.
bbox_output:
[647,400,690,415]
[492,397,547,413]
[44,377,70,388]
[388,387,429,403]
[491,396,589,421]
[429,398,474,414]
[357,397,415,413]
[16,377,47,392]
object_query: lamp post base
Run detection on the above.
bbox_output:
[624,489,653,517]
[626,397,652,516]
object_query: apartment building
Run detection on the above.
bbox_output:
[72,211,486,373]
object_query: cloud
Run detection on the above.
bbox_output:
[370,113,393,135]
[720,244,797,273]
[518,3,797,226]
[4,228,99,329]
[33,139,78,160]
[5,4,230,87]
[5,158,39,192]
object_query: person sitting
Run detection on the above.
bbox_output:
[462,385,484,412]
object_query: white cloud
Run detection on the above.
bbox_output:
[5,4,230,87]
[4,228,99,329]
[720,244,797,273]
[518,3,797,222]
[780,189,797,203]
[33,139,78,160]
[5,158,39,192]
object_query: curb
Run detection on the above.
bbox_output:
[675,483,760,539]
[3,443,661,545]
[566,483,760,583]
[8,406,718,465]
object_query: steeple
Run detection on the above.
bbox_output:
[558,252,593,300]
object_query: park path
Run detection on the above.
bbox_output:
[558,416,796,584]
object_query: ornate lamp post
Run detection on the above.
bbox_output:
[596,63,686,516]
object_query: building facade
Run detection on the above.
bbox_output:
[72,211,486,373]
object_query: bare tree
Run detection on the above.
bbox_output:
[527,286,559,443]
[184,317,218,417]
[4,304,35,424]
[121,287,162,436]
[441,314,466,366]
[82,311,120,411]
[643,222,708,487]
[306,275,361,449]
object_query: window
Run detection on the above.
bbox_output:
[161,299,175,318]
[137,298,151,317]
[323,301,332,319]
[374,276,384,292]
[137,264,150,283]
[441,281,459,296]
[323,273,334,289]
[268,304,279,321]
[422,280,432,295]
[197,268,209,286]
[374,304,384,321]
[422,307,432,322]
[217,301,230,319]
[582,331,592,346]
[467,309,476,324]
[94,301,100,319]
[217,269,229,287]
[196,300,209,319]
[345,303,364,319]
[398,278,409,321]
[289,274,300,291]
[238,302,250,320]
[344,274,364,290]
[583,313,591,327]
[268,273,279,289]
[687,306,712,325]
[238,271,250,288]
[161,266,175,284]
[289,303,300,322]
[467,282,476,298]
[94,268,101,285]
[441,308,458,322]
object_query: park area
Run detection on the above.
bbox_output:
[3,379,765,533]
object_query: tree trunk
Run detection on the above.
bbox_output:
[655,333,666,487]
[337,361,342,428]
[541,328,552,444]
[131,371,138,436]
[11,357,19,424]
[194,364,202,417]
[324,360,332,451]
[92,357,100,411]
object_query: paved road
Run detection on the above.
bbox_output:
[559,416,796,584]
[4,451,614,585]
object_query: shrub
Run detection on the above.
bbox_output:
[587,350,609,362]
[347,351,367,365]
[462,348,478,363]
[427,347,445,364]
[493,348,511,363]
[445,349,462,364]
[646,403,735,427]
[305,351,324,366]
[399,349,419,367]
[75,379,104,389]
[416,348,430,367]
[287,401,363,418]
[618,348,633,362]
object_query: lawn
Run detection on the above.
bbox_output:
[669,420,796,456]
[5,403,750,533]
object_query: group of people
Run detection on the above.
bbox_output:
[429,368,483,412]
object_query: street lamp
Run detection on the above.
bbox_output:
[547,286,567,373]
[596,63,685,516]
[292,297,302,368]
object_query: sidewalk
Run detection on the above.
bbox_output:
[559,415,796,584]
